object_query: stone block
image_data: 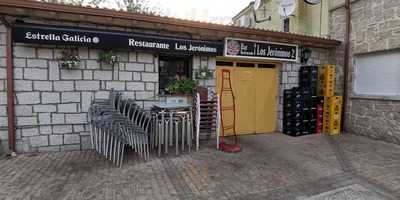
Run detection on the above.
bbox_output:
[142,73,158,82]
[33,105,57,113]
[136,91,155,100]
[39,113,51,124]
[73,125,85,132]
[145,64,155,72]
[27,59,47,68]
[61,144,81,151]
[53,125,72,134]
[119,71,133,80]
[66,113,87,124]
[0,92,6,105]
[86,60,100,69]
[81,92,92,112]
[0,105,6,116]
[37,48,53,59]
[133,72,141,81]
[127,82,145,91]
[126,63,144,71]
[61,92,80,103]
[106,81,125,90]
[13,68,23,79]
[41,92,60,104]
[95,91,109,99]
[58,103,77,113]
[16,116,37,126]
[0,116,7,126]
[14,46,36,58]
[0,67,5,79]
[52,113,65,124]
[128,52,136,62]
[93,70,113,80]
[137,52,154,63]
[49,61,60,80]
[15,105,33,116]
[33,81,52,91]
[38,146,60,152]
[75,81,100,91]
[16,92,40,104]
[24,68,48,80]
[14,80,33,91]
[21,128,39,137]
[54,81,74,91]
[61,69,82,80]
[83,70,93,80]
[64,134,80,145]
[49,135,63,145]
[39,126,52,135]
[29,136,49,147]
[13,58,26,68]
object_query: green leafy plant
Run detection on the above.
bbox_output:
[59,49,80,69]
[195,66,213,80]
[165,78,197,95]
[99,50,119,66]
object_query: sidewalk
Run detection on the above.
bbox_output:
[0,133,399,200]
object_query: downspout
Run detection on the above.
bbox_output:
[1,17,15,153]
[342,0,351,132]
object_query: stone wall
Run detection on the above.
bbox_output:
[192,56,216,97]
[329,0,400,144]
[12,44,158,152]
[0,23,7,153]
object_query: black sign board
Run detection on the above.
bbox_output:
[224,38,298,62]
[13,23,223,56]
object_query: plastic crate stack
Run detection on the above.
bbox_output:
[283,65,342,137]
[319,65,342,135]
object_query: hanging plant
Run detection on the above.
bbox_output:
[195,66,213,80]
[59,49,80,69]
[99,50,119,66]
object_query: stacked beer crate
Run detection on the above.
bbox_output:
[319,65,342,135]
[283,65,342,137]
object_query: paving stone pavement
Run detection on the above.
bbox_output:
[0,133,399,200]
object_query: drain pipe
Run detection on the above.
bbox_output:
[342,0,351,132]
[1,17,15,153]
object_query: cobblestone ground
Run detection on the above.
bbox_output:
[0,133,399,200]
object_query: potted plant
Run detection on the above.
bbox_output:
[195,66,213,80]
[165,77,197,104]
[59,49,80,69]
[99,50,119,66]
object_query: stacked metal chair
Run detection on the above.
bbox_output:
[151,108,193,156]
[88,90,151,167]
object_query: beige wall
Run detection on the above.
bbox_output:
[232,0,329,37]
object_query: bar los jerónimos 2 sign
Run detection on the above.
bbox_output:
[224,38,298,62]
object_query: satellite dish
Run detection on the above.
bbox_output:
[278,0,296,18]
[254,0,262,10]
[304,0,321,5]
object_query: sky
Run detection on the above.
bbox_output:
[146,0,252,24]
[99,0,253,24]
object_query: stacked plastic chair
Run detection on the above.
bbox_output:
[88,89,151,167]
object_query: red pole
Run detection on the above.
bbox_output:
[6,24,15,152]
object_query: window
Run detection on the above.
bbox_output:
[159,56,191,94]
[283,18,290,32]
[354,51,400,96]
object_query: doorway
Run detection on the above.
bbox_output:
[216,61,278,135]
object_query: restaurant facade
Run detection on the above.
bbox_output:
[0,0,340,153]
